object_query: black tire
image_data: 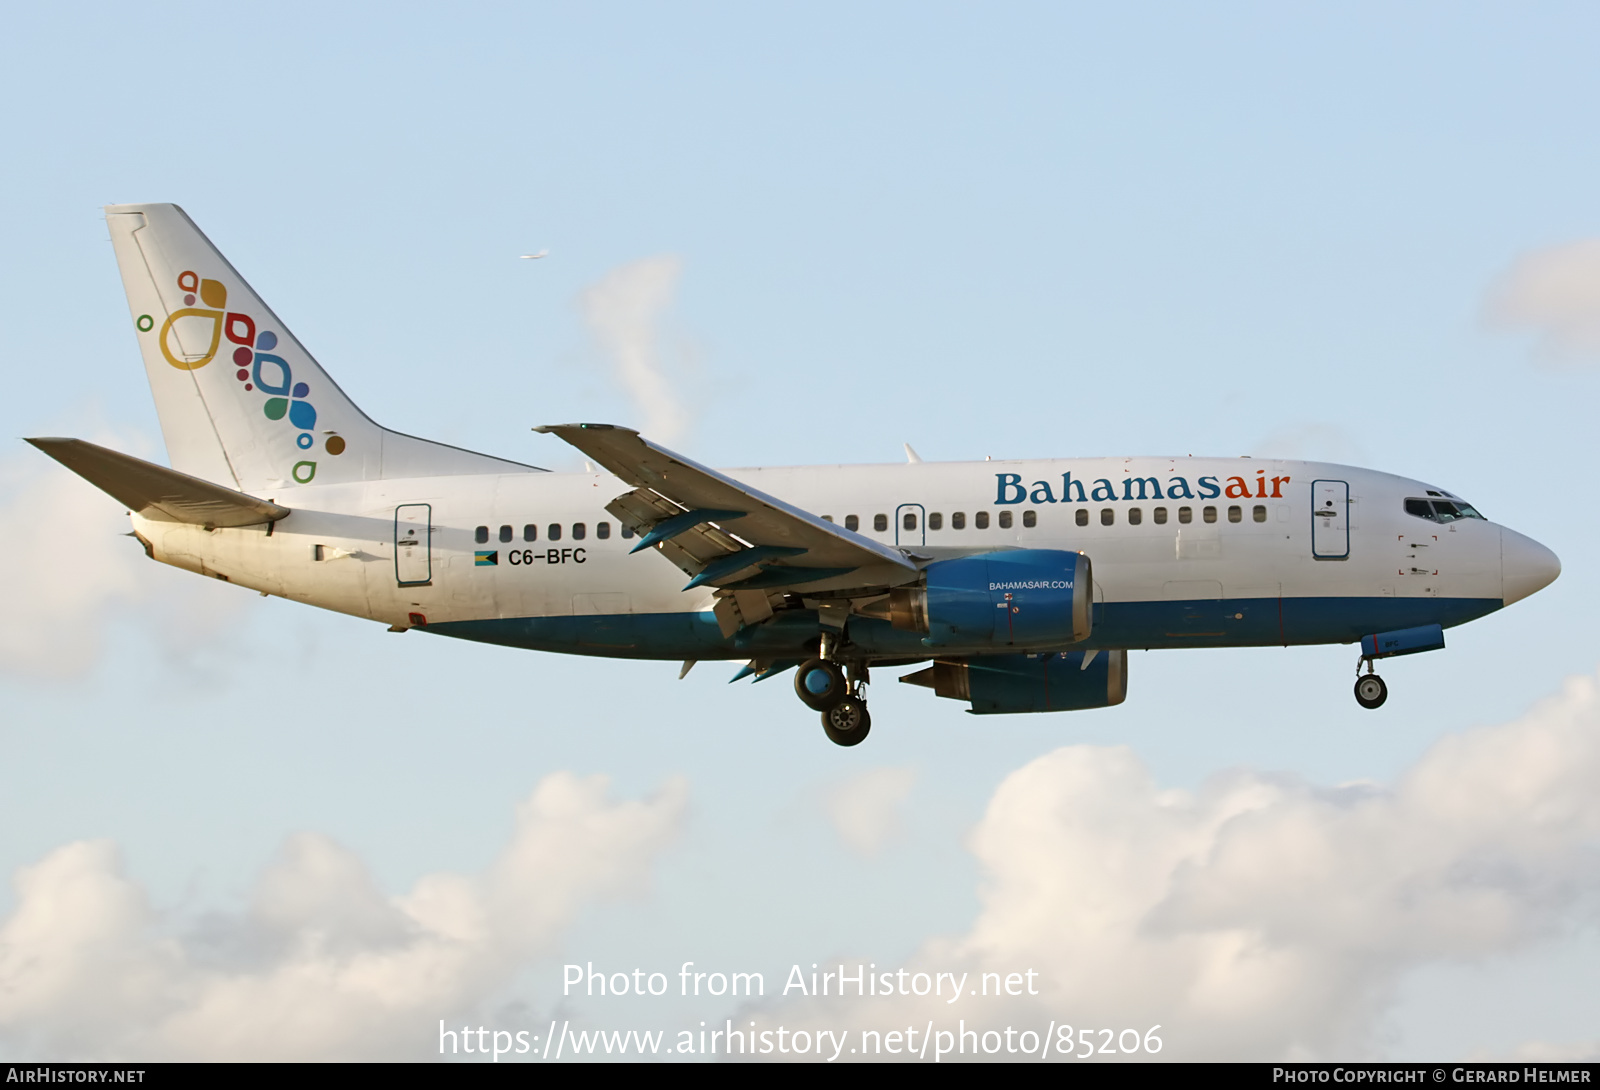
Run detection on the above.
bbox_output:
[1354,674,1388,710]
[822,697,872,746]
[795,658,847,711]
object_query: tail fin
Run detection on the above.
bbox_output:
[105,203,537,490]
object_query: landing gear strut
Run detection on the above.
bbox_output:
[1353,657,1388,710]
[796,656,872,746]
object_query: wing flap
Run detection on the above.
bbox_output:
[542,423,918,594]
[27,437,290,527]
[605,487,750,578]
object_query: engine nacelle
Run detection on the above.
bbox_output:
[888,549,1092,649]
[900,650,1128,715]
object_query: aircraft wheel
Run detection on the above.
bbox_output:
[822,697,872,746]
[1354,674,1388,710]
[795,659,847,711]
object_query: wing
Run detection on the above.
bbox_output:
[535,424,919,632]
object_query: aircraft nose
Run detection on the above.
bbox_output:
[1501,526,1561,606]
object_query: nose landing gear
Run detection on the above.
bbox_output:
[1350,625,1446,709]
[1354,657,1388,709]
[1354,672,1388,709]
[795,656,872,746]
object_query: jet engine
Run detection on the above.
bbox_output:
[887,549,1092,649]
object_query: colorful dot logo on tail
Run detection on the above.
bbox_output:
[142,271,347,476]
[156,272,235,370]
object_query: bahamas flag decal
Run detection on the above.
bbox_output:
[474,551,498,566]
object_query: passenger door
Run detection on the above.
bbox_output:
[394,504,433,585]
[1310,480,1349,560]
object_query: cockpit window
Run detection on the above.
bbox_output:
[1432,500,1485,522]
[1405,497,1485,523]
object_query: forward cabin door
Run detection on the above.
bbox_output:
[395,503,433,585]
[1311,480,1349,560]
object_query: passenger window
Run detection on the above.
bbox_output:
[952,511,966,530]
[975,511,990,529]
[1128,508,1142,526]
[998,510,1013,529]
[572,523,586,540]
[1022,510,1036,528]
[1100,508,1114,526]
[1252,505,1266,523]
[874,514,888,532]
[903,512,918,531]
[1178,507,1193,524]
[596,522,610,539]
[499,524,513,543]
[1075,509,1088,527]
[1228,506,1242,523]
[548,523,562,541]
[821,515,835,523]
[475,525,489,544]
[620,524,635,539]
[523,524,537,542]
[1153,507,1168,525]
[845,514,860,532]
[929,512,943,531]
[1203,506,1217,524]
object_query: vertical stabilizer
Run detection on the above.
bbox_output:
[105,203,536,490]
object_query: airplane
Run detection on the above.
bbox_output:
[29,204,1561,746]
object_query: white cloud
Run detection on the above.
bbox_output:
[826,767,917,857]
[579,256,692,444]
[0,455,146,678]
[0,448,251,681]
[758,668,1600,1061]
[0,773,689,1061]
[1484,239,1600,365]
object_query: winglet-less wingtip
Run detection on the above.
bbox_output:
[534,423,631,434]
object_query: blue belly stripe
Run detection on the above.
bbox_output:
[423,596,1504,661]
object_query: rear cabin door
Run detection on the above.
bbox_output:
[395,504,433,585]
[1311,480,1349,560]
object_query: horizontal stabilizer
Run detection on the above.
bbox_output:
[27,437,290,527]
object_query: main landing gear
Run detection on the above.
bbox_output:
[1353,658,1388,710]
[795,657,872,746]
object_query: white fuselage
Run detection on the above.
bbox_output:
[132,455,1545,662]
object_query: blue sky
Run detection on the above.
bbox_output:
[2,2,1598,1061]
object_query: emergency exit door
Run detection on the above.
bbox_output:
[895,503,926,547]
